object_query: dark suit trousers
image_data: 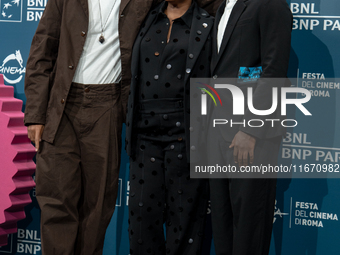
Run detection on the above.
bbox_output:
[128,101,208,255]
[209,137,281,255]
[35,83,122,255]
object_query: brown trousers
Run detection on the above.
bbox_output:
[36,83,123,255]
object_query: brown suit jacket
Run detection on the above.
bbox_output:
[24,0,222,144]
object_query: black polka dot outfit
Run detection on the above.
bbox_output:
[138,3,191,100]
[128,2,210,255]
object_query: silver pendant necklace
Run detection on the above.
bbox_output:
[98,0,118,43]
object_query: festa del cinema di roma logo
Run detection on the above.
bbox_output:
[0,50,26,84]
[198,82,312,128]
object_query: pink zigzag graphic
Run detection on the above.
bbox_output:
[0,74,36,247]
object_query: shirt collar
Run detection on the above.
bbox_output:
[156,1,195,28]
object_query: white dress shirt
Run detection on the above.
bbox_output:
[73,0,121,84]
[217,0,238,53]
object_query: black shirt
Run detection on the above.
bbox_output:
[138,1,195,100]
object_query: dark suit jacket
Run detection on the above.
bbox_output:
[125,2,214,161]
[23,0,221,144]
[211,0,292,141]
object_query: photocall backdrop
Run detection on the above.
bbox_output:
[0,0,339,254]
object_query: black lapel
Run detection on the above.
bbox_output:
[184,4,214,84]
[211,0,227,72]
[212,0,247,73]
[130,4,159,78]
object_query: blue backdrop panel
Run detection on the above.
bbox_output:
[0,0,339,254]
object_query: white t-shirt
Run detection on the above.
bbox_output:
[73,0,122,84]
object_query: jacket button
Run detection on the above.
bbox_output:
[188,54,194,59]
[69,65,74,70]
[61,99,65,104]
[213,75,218,79]
[81,31,86,37]
[189,127,194,132]
[120,14,124,18]
[176,122,181,127]
[163,114,168,120]
[84,88,90,93]
[191,146,196,151]
[178,137,183,141]
[186,68,191,74]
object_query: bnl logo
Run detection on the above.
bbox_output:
[0,0,22,22]
[199,83,312,116]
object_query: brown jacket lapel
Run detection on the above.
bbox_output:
[78,0,89,18]
[120,0,131,15]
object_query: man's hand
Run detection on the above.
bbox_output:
[229,131,256,167]
[27,125,44,152]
